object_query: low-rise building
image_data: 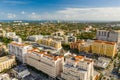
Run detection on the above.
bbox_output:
[51,30,64,36]
[0,28,6,37]
[94,57,111,69]
[26,48,64,78]
[61,55,95,80]
[64,35,77,43]
[8,42,32,63]
[0,55,16,72]
[5,32,16,38]
[12,65,30,79]
[0,73,11,80]
[12,36,22,43]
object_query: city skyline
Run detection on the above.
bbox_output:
[0,0,120,21]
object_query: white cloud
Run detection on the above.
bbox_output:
[56,7,120,21]
[28,12,41,20]
[2,7,120,21]
[21,11,25,14]
[7,13,16,19]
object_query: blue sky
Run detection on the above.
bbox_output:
[0,0,120,21]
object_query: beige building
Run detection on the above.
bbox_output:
[37,38,62,50]
[8,41,32,63]
[26,48,64,78]
[61,55,95,80]
[91,40,117,58]
[0,28,6,37]
[96,30,120,43]
[0,55,16,72]
[51,30,64,36]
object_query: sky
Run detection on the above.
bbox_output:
[0,0,120,21]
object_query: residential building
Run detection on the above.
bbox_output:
[12,65,30,79]
[0,55,16,72]
[5,32,16,38]
[52,36,64,43]
[70,40,85,51]
[61,55,95,80]
[64,35,77,43]
[26,48,64,78]
[12,36,22,43]
[37,38,62,50]
[91,40,117,58]
[70,40,92,53]
[27,35,43,41]
[0,74,11,80]
[51,30,64,36]
[0,28,6,37]
[82,26,93,32]
[96,30,120,43]
[8,41,32,63]
[94,57,111,69]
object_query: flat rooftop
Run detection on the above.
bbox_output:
[0,56,14,63]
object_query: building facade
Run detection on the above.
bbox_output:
[70,40,92,53]
[91,40,117,58]
[61,55,94,80]
[0,55,16,72]
[96,30,120,43]
[26,48,64,78]
[8,42,32,63]
[37,38,62,50]
[5,32,16,38]
[27,35,43,41]
[64,35,77,43]
[0,28,6,37]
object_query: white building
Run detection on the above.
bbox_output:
[61,55,94,80]
[12,36,22,43]
[5,32,16,38]
[8,42,32,63]
[26,48,64,78]
[64,35,77,43]
[27,35,43,41]
[96,30,120,43]
[12,65,30,79]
